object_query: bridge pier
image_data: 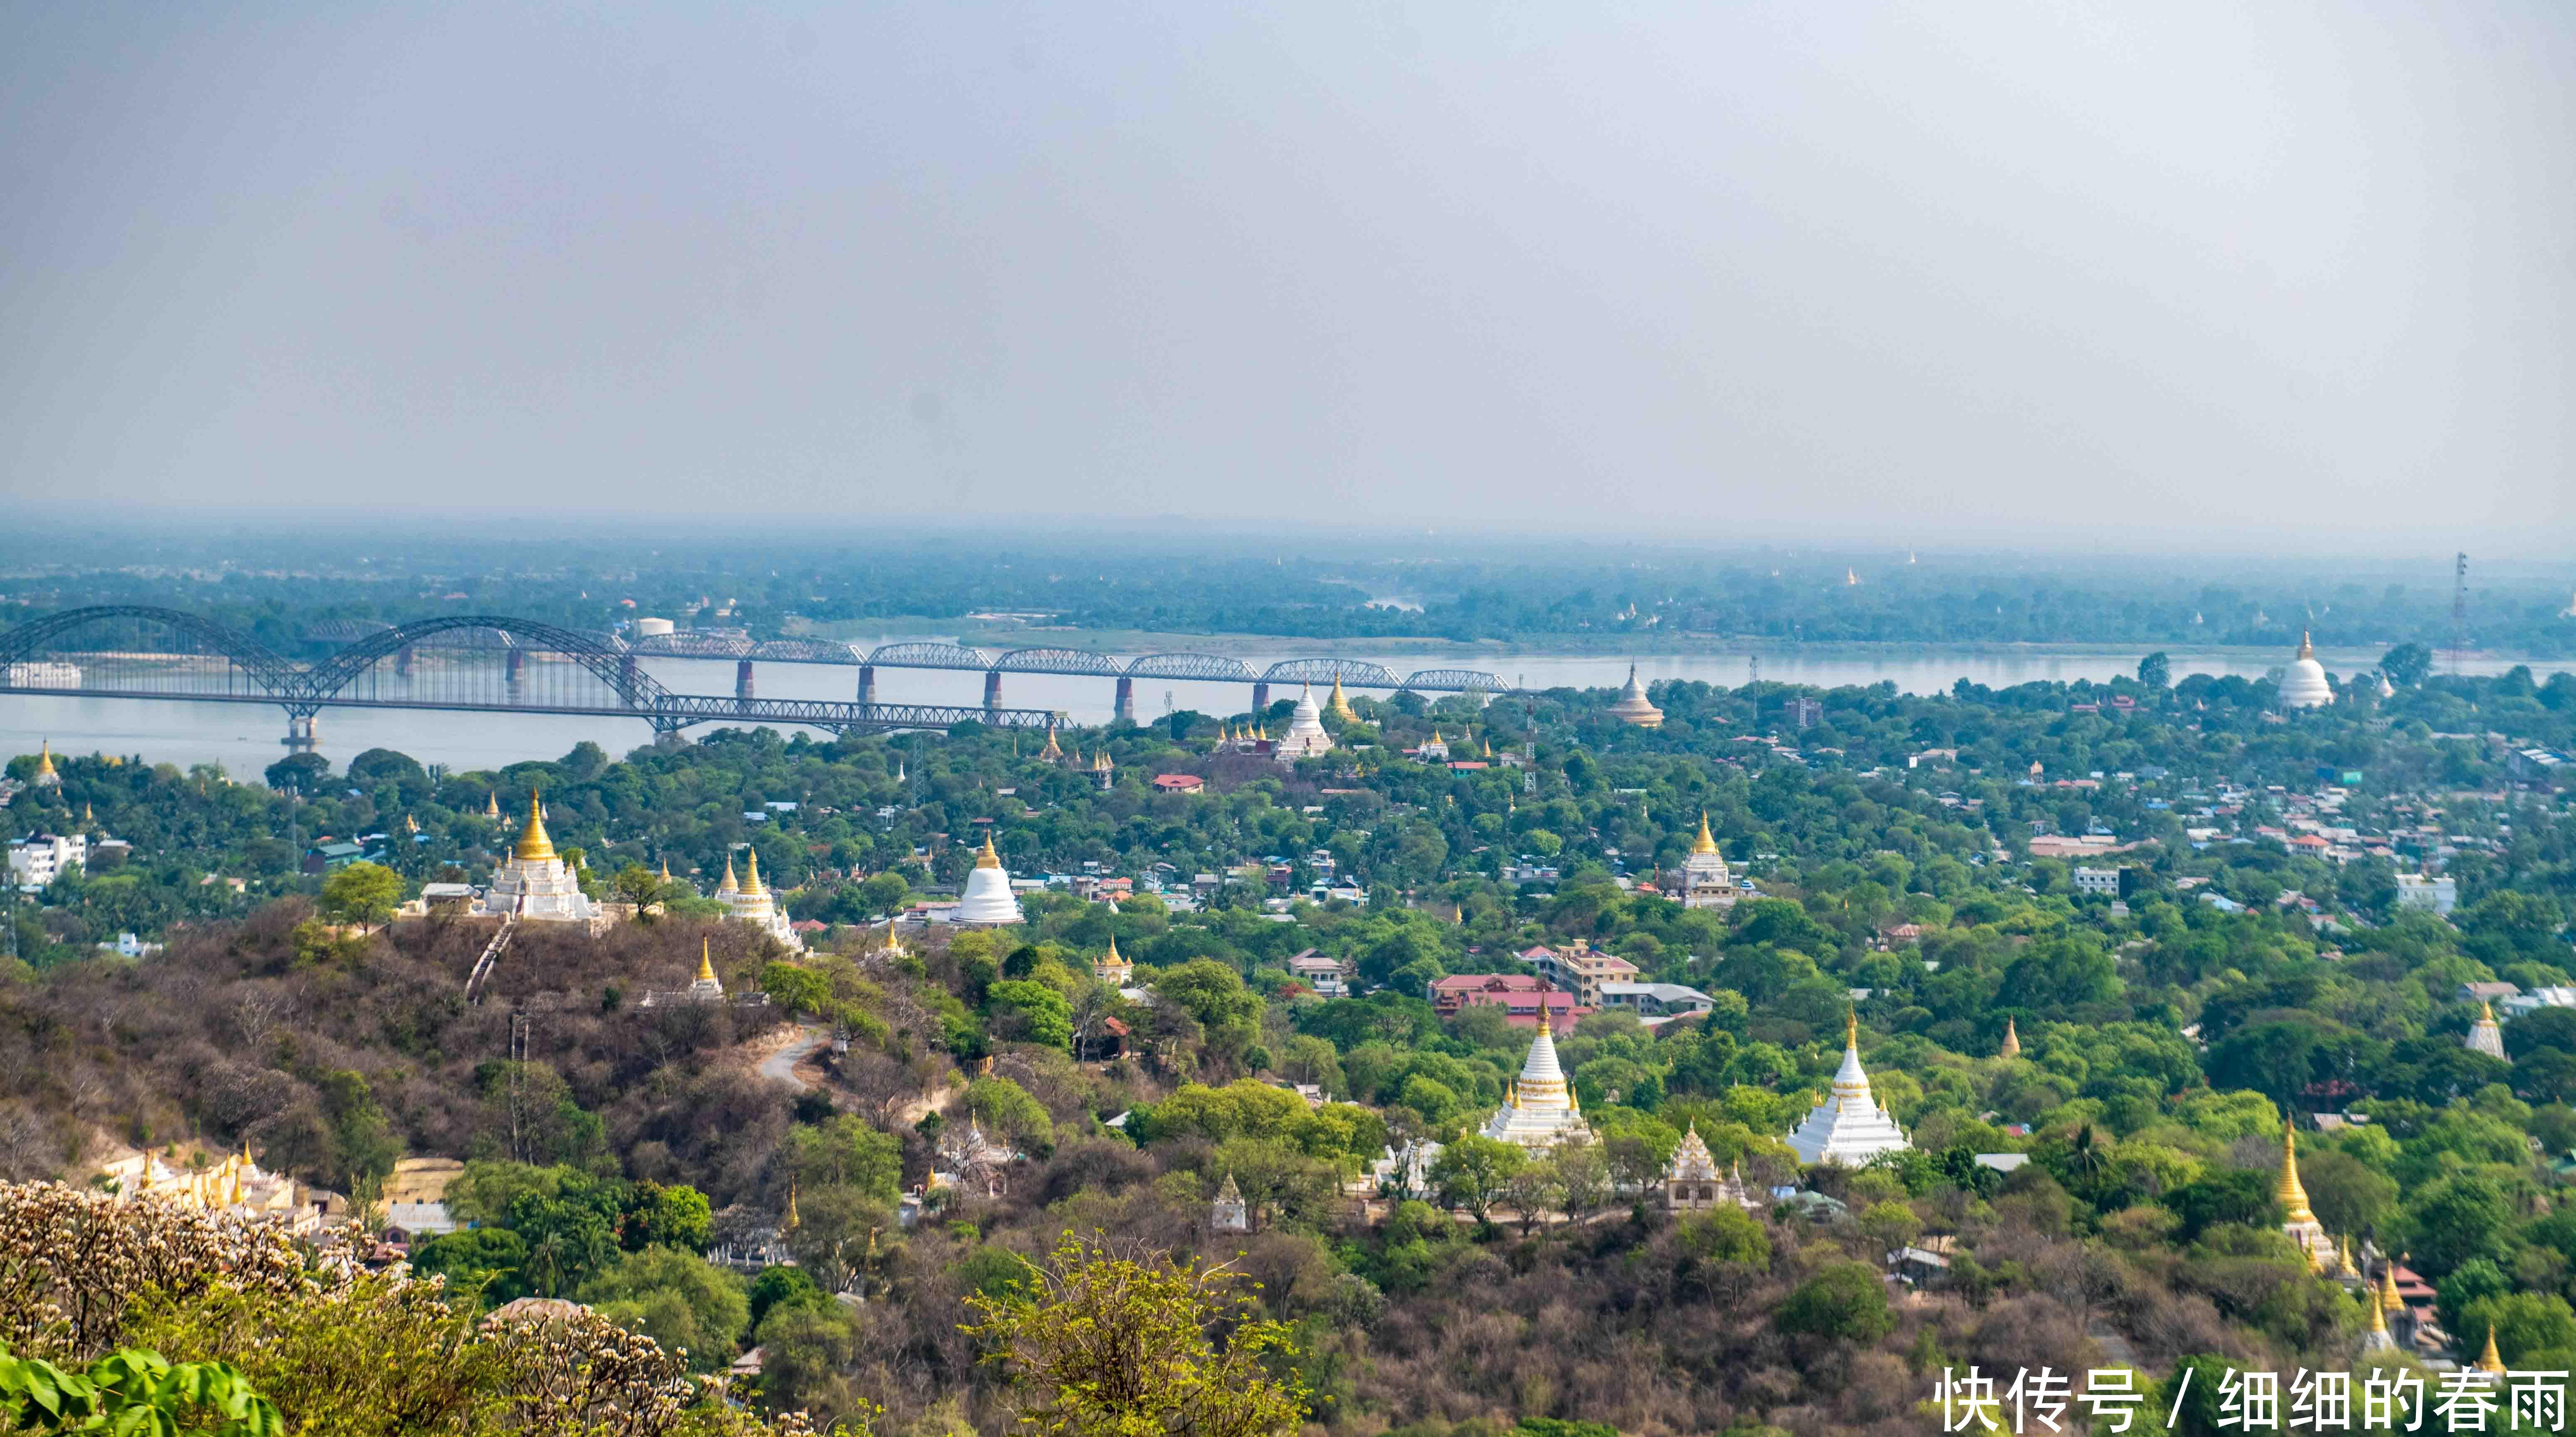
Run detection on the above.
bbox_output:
[281,712,320,753]
[983,670,1002,718]
[736,659,755,701]
[1251,681,1269,715]
[505,648,525,684]
[858,665,876,706]
[653,725,690,748]
[396,644,415,678]
[1114,675,1134,723]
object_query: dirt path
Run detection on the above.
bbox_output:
[757,1024,828,1090]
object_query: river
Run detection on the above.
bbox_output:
[2,645,2563,778]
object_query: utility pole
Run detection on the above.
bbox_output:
[2449,552,2469,676]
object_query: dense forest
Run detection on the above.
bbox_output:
[5,647,2576,1434]
[5,528,2575,656]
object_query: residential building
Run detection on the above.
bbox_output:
[1521,940,1640,1009]
[8,831,87,887]
[2072,866,2120,897]
[1595,981,1717,1019]
[1788,697,1824,729]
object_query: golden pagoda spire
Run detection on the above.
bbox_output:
[2278,1120,2316,1224]
[1999,1017,2020,1059]
[81,801,94,826]
[742,847,766,896]
[513,790,557,863]
[975,833,1002,870]
[719,853,739,894]
[2477,1323,2506,1374]
[659,857,671,883]
[1038,724,1063,761]
[33,740,57,783]
[225,1163,242,1207]
[697,938,718,985]
[1328,674,1355,721]
[1105,933,1120,963]
[2382,1263,2405,1314]
[403,813,418,834]
[1845,1008,1859,1050]
[2298,630,2316,661]
[783,1180,800,1231]
[485,790,500,818]
[1692,812,1719,855]
[2365,1285,2388,1336]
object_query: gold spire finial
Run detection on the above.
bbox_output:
[659,856,671,883]
[1999,1017,2021,1059]
[697,938,718,985]
[485,790,500,819]
[2381,1263,2404,1314]
[783,1180,800,1231]
[1845,1008,1859,1049]
[513,790,557,863]
[2278,1118,2316,1223]
[719,853,739,894]
[2298,630,2316,660]
[742,847,765,896]
[2477,1323,2505,1374]
[2365,1283,2387,1335]
[975,833,1002,870]
[34,740,56,781]
[1692,812,1719,855]
[2483,999,2498,1023]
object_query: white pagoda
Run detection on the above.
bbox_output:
[1674,814,1735,909]
[2466,1001,2507,1062]
[1481,1024,1591,1149]
[955,834,1025,926]
[1273,684,1334,763]
[2279,632,2334,710]
[719,848,801,949]
[475,792,596,923]
[1784,1013,1910,1167]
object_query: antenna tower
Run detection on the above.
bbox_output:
[2449,552,2469,676]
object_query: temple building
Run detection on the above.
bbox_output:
[1609,665,1663,727]
[1675,815,1735,909]
[1037,725,1064,763]
[1092,934,1134,985]
[1417,730,1450,762]
[2279,633,2335,710]
[95,1144,317,1234]
[1784,1014,1911,1166]
[642,939,730,1008]
[1210,1172,1250,1234]
[1091,749,1115,790]
[955,834,1025,926]
[2466,1002,2507,1061]
[1663,1124,1758,1210]
[1481,1024,1591,1149]
[721,848,801,949]
[2277,1121,2338,1271]
[474,793,597,923]
[1274,684,1333,763]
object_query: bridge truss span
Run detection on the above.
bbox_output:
[994,647,1126,677]
[1122,652,1258,683]
[1399,668,1507,694]
[862,641,993,671]
[1260,658,1400,690]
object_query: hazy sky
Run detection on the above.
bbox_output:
[4,3,2571,549]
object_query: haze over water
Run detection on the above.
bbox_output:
[3,645,2557,778]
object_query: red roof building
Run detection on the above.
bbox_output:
[1151,774,1206,793]
[1428,974,1588,1031]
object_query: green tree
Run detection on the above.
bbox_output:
[965,1076,1055,1148]
[1430,1135,1526,1222]
[2138,652,2172,689]
[987,980,1074,1050]
[2405,1172,2514,1278]
[963,1233,1307,1437]
[1775,1260,1894,1343]
[0,1345,282,1437]
[320,862,402,934]
[2381,644,2433,689]
[578,1246,751,1372]
[785,1115,903,1201]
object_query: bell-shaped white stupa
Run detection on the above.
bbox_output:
[1481,1024,1591,1148]
[954,833,1025,926]
[1609,664,1663,727]
[1784,1013,1910,1167]
[1273,684,1333,762]
[2279,632,2334,710]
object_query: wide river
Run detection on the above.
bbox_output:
[2,644,2563,778]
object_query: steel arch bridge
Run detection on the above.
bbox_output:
[0,606,1056,743]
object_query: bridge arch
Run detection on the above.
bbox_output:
[993,647,1126,677]
[863,641,993,671]
[0,605,304,698]
[303,615,672,709]
[1260,658,1399,689]
[1401,668,1506,693]
[1123,652,1258,683]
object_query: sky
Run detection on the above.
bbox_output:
[3,3,2571,551]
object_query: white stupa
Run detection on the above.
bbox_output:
[1481,1024,1591,1149]
[1273,684,1333,763]
[954,833,1025,926]
[2279,632,2334,710]
[475,791,596,923]
[1784,1013,1910,1167]
[2467,1001,2507,1062]
[1609,664,1663,727]
[721,848,801,949]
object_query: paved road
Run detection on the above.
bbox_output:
[759,1025,827,1090]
